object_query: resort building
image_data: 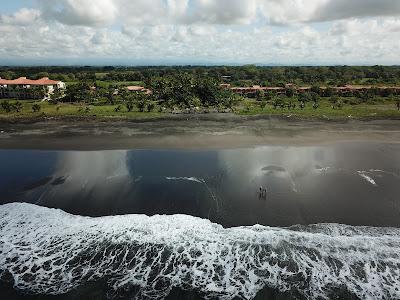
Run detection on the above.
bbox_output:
[126,85,152,95]
[223,84,400,98]
[0,77,66,100]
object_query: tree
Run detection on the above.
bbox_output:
[137,99,146,112]
[147,102,155,112]
[13,101,23,112]
[311,85,321,95]
[32,104,41,112]
[259,100,267,111]
[49,89,62,104]
[126,100,134,112]
[272,95,285,109]
[390,95,400,111]
[298,92,310,109]
[286,97,296,110]
[265,90,275,102]
[285,86,296,98]
[194,76,221,107]
[1,100,12,113]
[325,87,334,97]
[31,86,46,100]
[255,89,265,102]
[329,95,339,109]
[310,92,319,109]
[64,82,92,103]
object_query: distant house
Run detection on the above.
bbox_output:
[220,83,231,89]
[126,86,152,95]
[229,85,286,98]
[227,83,400,98]
[0,77,66,100]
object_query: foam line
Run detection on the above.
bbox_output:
[357,171,377,186]
[165,177,205,183]
[1,203,400,300]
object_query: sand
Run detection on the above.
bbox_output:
[0,115,399,150]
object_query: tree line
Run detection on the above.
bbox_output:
[2,65,400,86]
[59,74,239,112]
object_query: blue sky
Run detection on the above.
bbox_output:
[0,0,33,13]
[0,0,400,66]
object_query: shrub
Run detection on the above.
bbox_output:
[1,100,12,113]
[137,100,146,112]
[147,102,155,112]
[126,101,134,112]
[32,104,41,112]
[13,101,23,112]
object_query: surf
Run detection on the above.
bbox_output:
[1,203,399,300]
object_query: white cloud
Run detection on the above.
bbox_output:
[314,0,400,22]
[1,0,400,64]
[0,8,41,26]
[191,0,258,24]
[39,0,118,26]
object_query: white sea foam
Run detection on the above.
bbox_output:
[1,203,400,300]
[357,171,377,186]
[165,177,205,183]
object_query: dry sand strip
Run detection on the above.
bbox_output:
[0,117,400,150]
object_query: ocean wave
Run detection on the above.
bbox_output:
[1,203,400,300]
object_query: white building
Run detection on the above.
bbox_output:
[0,77,66,100]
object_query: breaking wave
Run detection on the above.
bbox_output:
[1,203,400,300]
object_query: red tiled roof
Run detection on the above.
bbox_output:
[127,86,145,91]
[0,77,60,86]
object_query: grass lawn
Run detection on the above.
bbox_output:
[0,100,162,121]
[238,99,400,119]
[0,98,399,122]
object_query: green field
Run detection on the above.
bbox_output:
[1,98,399,122]
[0,100,162,121]
[238,99,400,119]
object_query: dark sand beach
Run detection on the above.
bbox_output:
[1,117,400,300]
[1,115,400,150]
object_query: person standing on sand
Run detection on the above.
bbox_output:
[259,186,267,199]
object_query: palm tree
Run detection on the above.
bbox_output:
[13,101,23,112]
[395,97,400,111]
[126,100,134,112]
[147,102,155,112]
[32,104,41,112]
[137,100,145,112]
[259,100,267,111]
[329,95,339,109]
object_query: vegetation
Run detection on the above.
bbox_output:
[3,65,400,86]
[1,66,400,121]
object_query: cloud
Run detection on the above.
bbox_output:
[1,0,400,65]
[39,0,118,26]
[314,0,400,22]
[29,0,400,27]
[190,0,258,24]
[0,8,41,26]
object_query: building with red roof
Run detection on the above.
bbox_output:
[0,77,66,100]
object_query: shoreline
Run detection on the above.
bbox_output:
[1,111,400,125]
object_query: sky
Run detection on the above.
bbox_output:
[1,0,400,66]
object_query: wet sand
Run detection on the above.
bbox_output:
[0,116,400,150]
